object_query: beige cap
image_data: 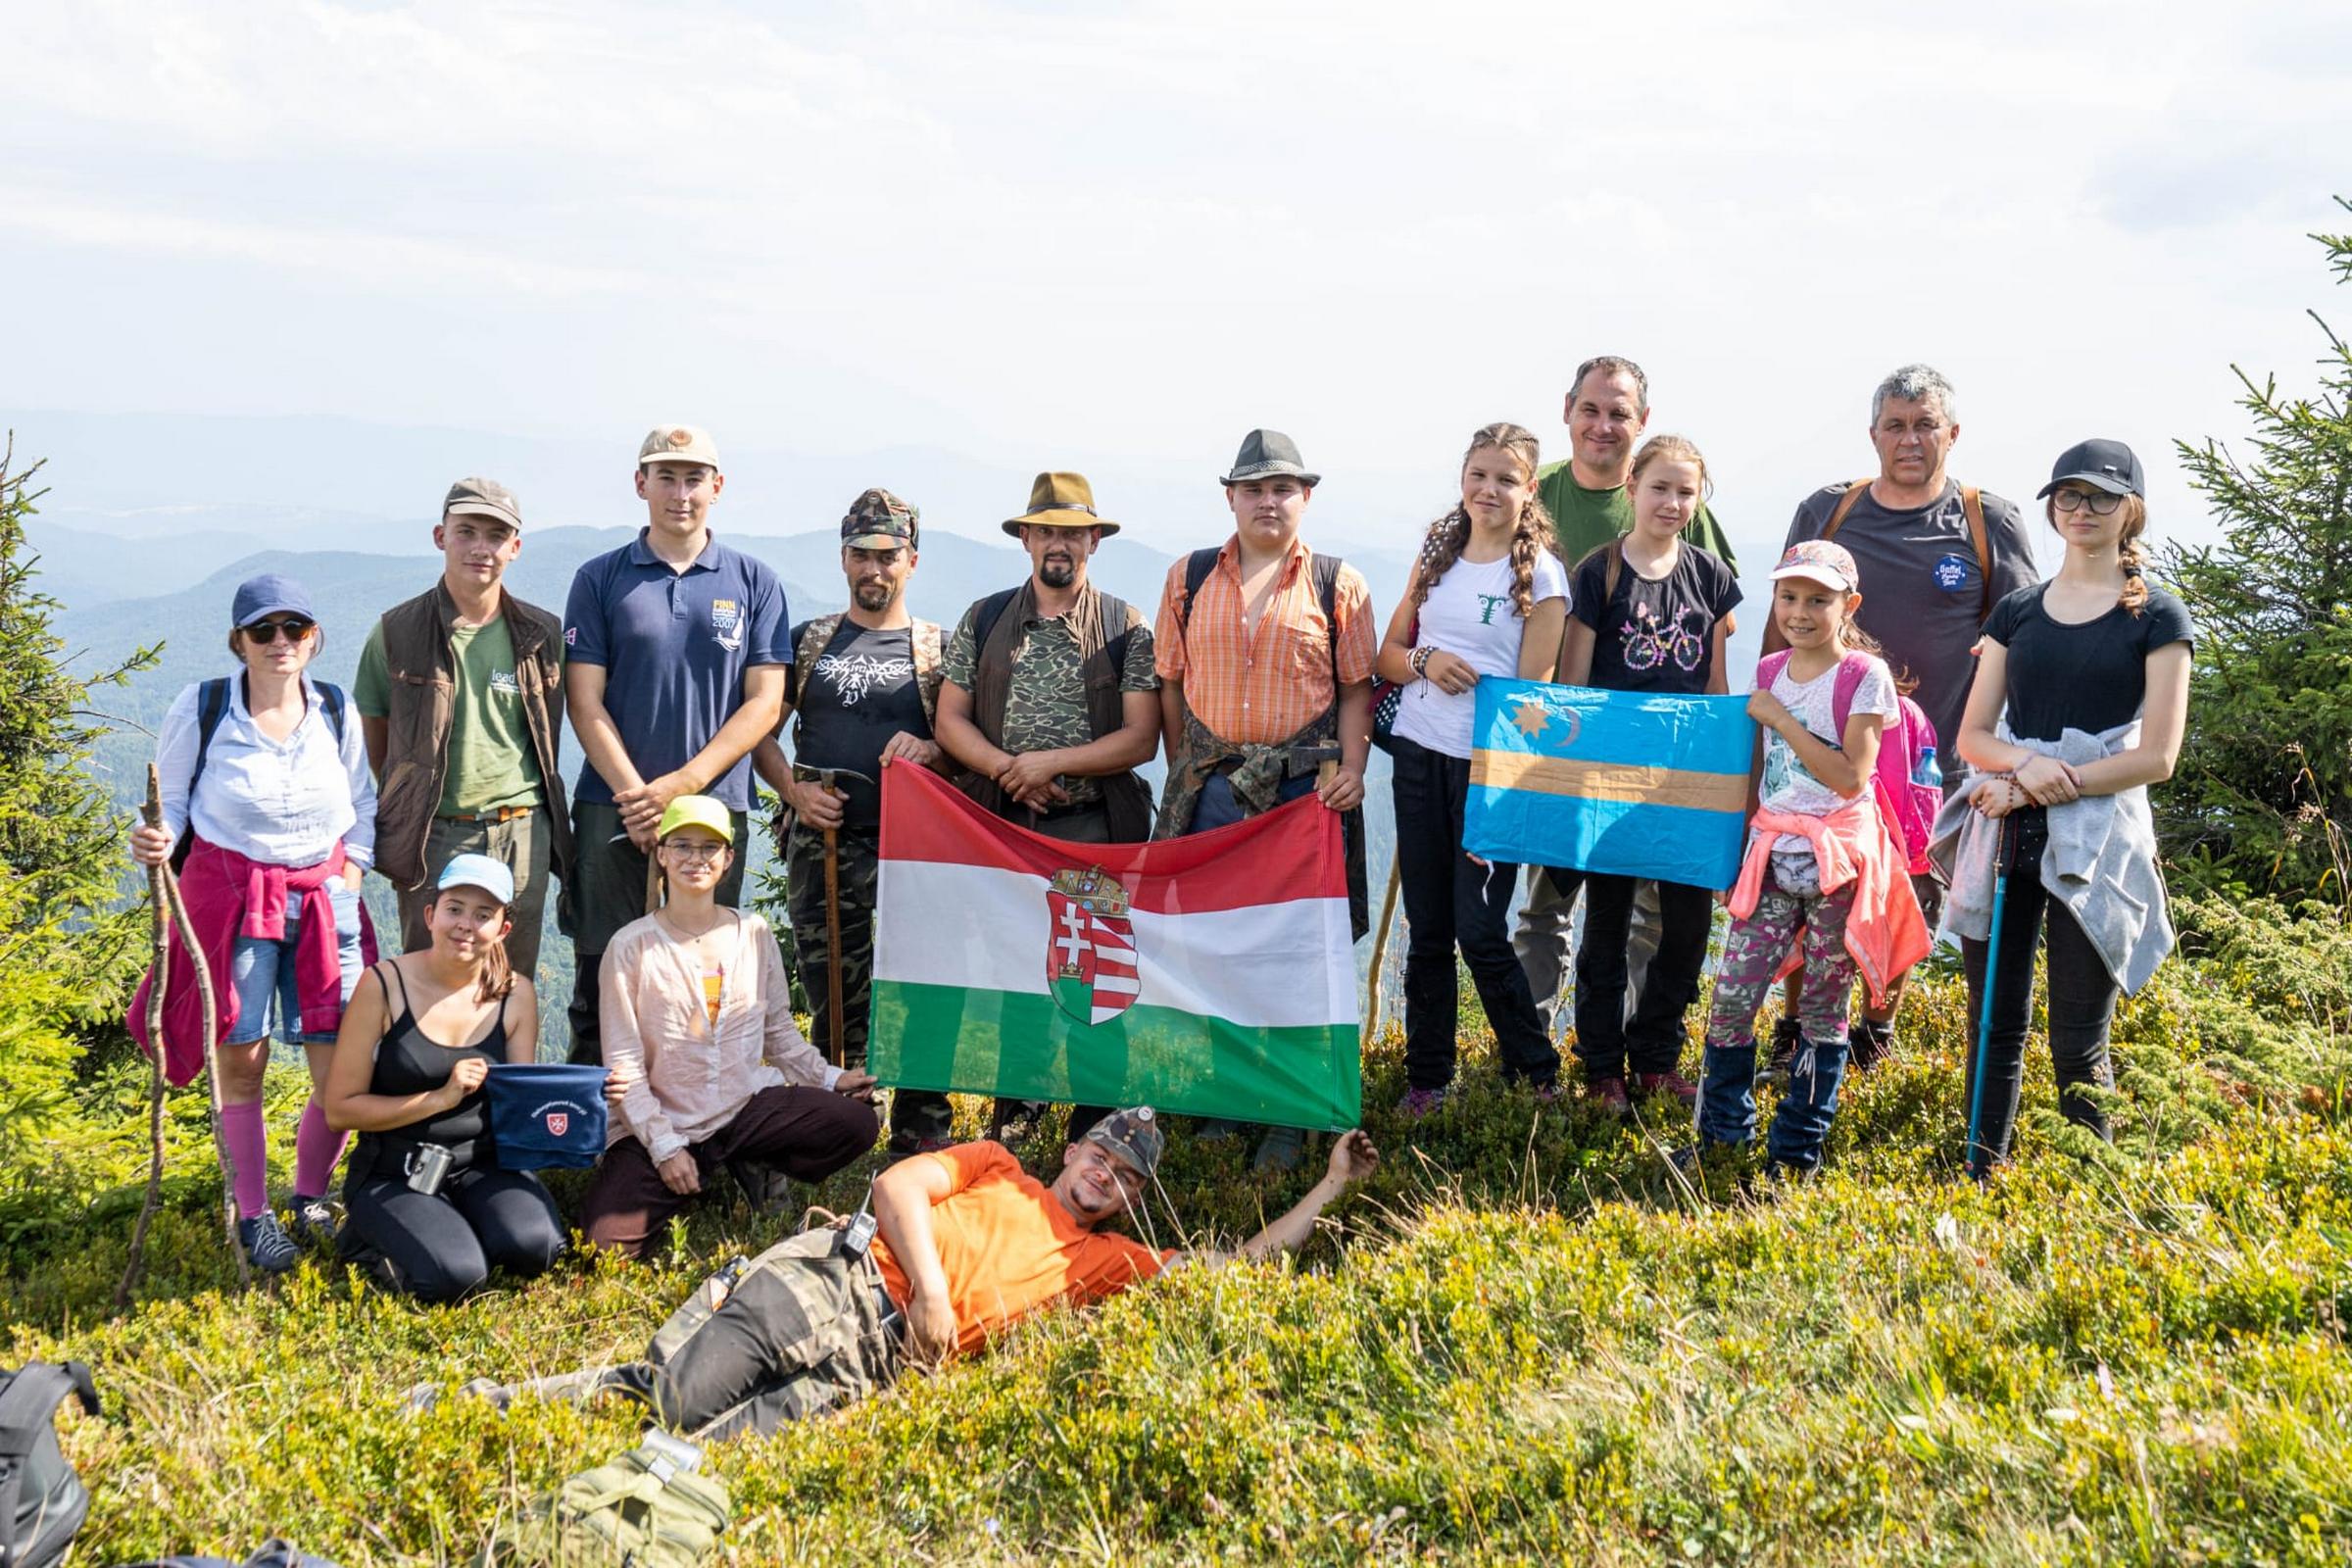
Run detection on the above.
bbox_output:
[638,424,720,470]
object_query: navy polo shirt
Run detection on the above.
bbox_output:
[563,528,789,810]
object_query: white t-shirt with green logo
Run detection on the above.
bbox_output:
[1390,551,1570,761]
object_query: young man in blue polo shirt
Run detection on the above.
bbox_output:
[562,424,790,1063]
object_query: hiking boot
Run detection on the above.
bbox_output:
[987,1100,1046,1145]
[1588,1077,1632,1115]
[1633,1071,1701,1107]
[1194,1117,1242,1143]
[1848,1018,1896,1073]
[1758,1017,1800,1084]
[1533,1081,1564,1106]
[1251,1124,1306,1174]
[288,1194,339,1249]
[726,1159,793,1212]
[1396,1085,1448,1118]
[239,1213,300,1275]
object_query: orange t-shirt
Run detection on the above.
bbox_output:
[870,1142,1172,1354]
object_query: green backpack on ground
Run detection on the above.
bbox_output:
[479,1433,729,1567]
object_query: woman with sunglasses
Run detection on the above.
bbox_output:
[579,794,881,1259]
[128,573,377,1276]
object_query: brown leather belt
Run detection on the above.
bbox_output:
[436,805,539,824]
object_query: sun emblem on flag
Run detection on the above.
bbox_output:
[1045,865,1140,1027]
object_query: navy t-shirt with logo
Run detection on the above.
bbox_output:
[563,529,789,811]
[786,620,929,831]
[1783,480,2040,755]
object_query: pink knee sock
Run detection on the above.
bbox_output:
[220,1100,270,1219]
[293,1096,348,1200]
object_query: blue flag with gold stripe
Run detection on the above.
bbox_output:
[1463,679,1757,891]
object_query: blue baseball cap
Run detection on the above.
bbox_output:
[228,573,317,630]
[436,852,515,906]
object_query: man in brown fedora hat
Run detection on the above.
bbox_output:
[754,488,956,1153]
[933,471,1162,1145]
[1152,428,1375,1171]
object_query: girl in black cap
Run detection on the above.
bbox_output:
[1944,439,2193,1174]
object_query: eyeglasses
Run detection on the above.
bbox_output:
[662,841,728,863]
[2052,489,2125,516]
[242,617,316,643]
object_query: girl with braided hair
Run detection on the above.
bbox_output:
[1376,422,1570,1114]
[1945,439,2191,1174]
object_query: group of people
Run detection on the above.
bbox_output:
[124,360,2192,1355]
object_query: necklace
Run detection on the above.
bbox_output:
[659,906,734,942]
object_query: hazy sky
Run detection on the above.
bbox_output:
[8,0,2351,565]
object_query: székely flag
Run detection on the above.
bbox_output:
[1463,678,1757,891]
[870,761,1360,1131]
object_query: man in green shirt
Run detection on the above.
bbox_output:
[355,477,571,982]
[1518,357,1739,1040]
[1536,355,1739,566]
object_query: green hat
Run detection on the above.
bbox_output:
[443,475,523,531]
[842,487,919,550]
[1081,1105,1163,1179]
[656,795,734,845]
[1004,471,1120,538]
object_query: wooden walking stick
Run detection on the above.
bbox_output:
[795,762,873,1070]
[115,767,174,1306]
[123,764,249,1294]
[1361,857,1402,1051]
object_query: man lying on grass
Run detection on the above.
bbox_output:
[441,1109,1379,1439]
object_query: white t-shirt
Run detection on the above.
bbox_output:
[1391,551,1571,760]
[1758,653,1898,853]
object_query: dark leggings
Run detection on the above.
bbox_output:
[1959,810,2118,1174]
[1574,873,1713,1081]
[1391,735,1558,1091]
[344,1168,565,1303]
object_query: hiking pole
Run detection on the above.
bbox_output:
[1361,858,1401,1050]
[142,769,250,1288]
[116,766,174,1307]
[797,763,874,1070]
[1963,809,2018,1180]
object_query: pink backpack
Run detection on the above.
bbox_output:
[1754,650,1938,874]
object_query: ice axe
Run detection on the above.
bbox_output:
[794,762,874,1068]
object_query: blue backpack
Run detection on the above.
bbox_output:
[170,676,349,871]
[485,1063,611,1170]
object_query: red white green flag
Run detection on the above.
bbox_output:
[869,761,1360,1131]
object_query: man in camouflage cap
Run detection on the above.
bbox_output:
[630,1112,1380,1437]
[753,488,955,1152]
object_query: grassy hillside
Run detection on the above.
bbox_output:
[6,895,2349,1565]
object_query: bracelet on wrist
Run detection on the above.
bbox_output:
[1408,645,1436,678]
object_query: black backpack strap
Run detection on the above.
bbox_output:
[1310,553,1343,687]
[0,1361,98,1568]
[969,588,1022,656]
[187,676,233,798]
[1094,590,1136,673]
[315,681,348,745]
[1175,548,1220,636]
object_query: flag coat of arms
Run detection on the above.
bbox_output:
[871,762,1360,1130]
[1464,678,1757,891]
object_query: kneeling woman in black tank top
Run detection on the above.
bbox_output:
[322,854,564,1300]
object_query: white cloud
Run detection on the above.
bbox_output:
[3,0,2348,556]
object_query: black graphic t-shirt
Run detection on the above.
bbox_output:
[1571,542,1743,695]
[787,620,927,830]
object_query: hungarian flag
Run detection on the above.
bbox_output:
[1464,678,1758,891]
[870,761,1360,1131]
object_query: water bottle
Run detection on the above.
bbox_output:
[1912,745,1942,790]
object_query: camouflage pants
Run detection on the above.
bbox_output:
[784,823,952,1143]
[646,1228,905,1440]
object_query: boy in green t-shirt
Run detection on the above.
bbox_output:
[354,477,572,981]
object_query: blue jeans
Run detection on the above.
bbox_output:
[226,883,364,1046]
[1190,767,1316,833]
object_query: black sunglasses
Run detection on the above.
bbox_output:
[242,617,316,643]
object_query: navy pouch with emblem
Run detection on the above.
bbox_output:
[485,1062,610,1169]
